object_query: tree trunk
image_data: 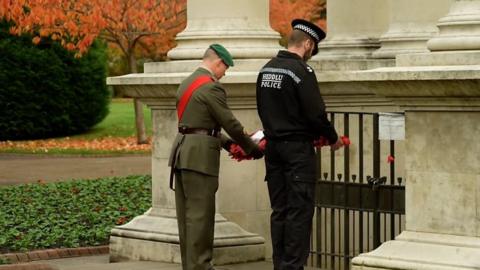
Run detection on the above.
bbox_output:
[128,53,148,144]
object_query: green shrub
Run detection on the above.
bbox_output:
[0,256,9,264]
[0,21,110,140]
[0,175,152,253]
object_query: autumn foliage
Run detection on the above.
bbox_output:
[0,0,186,67]
[270,0,326,46]
[1,0,325,60]
[0,136,151,153]
[0,0,326,147]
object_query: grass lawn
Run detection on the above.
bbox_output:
[0,99,153,155]
[76,98,153,139]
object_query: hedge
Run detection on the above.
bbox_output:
[0,21,110,140]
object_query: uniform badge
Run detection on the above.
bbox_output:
[306,66,313,73]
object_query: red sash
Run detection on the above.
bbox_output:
[177,75,213,121]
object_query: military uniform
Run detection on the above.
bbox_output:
[256,20,338,270]
[169,66,259,270]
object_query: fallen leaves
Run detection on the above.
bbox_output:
[0,136,151,154]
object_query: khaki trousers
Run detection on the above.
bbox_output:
[175,169,218,270]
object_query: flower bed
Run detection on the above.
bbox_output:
[0,175,151,253]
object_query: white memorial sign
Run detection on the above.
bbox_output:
[379,113,405,140]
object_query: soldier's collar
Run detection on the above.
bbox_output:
[199,66,218,81]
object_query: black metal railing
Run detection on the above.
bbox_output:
[308,112,405,270]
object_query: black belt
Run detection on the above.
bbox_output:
[170,127,219,190]
[178,127,220,137]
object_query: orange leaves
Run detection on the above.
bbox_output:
[9,27,18,35]
[116,216,128,225]
[51,33,60,40]
[63,20,78,35]
[0,136,152,153]
[39,28,50,37]
[270,0,326,45]
[0,0,9,18]
[65,42,75,51]
[32,36,41,44]
[4,0,186,62]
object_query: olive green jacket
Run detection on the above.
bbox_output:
[168,67,258,176]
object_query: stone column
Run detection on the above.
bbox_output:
[167,0,280,60]
[107,0,281,265]
[397,0,480,67]
[428,0,480,51]
[315,0,389,59]
[372,0,452,58]
[318,5,480,268]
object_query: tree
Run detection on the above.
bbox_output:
[0,0,324,142]
[270,0,326,46]
[1,0,187,144]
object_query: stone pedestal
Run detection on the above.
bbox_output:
[349,2,480,265]
[167,0,280,60]
[106,0,282,264]
[326,67,480,270]
[372,0,452,58]
[107,94,267,264]
[428,0,480,51]
[315,0,389,60]
[312,0,394,72]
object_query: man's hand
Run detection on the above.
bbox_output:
[250,147,264,160]
[330,137,344,151]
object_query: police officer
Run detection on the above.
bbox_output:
[256,19,343,270]
[169,44,264,270]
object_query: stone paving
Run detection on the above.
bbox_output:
[6,255,275,270]
[0,154,151,185]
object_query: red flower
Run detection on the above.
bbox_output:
[341,136,351,146]
[387,155,395,163]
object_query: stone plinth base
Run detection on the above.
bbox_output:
[109,212,266,265]
[351,231,480,270]
[309,58,395,72]
[396,51,480,67]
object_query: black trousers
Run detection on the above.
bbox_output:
[265,140,316,270]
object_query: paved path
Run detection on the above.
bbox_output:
[38,255,273,270]
[0,154,151,185]
[21,255,319,270]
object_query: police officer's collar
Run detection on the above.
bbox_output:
[278,50,303,60]
[199,66,218,82]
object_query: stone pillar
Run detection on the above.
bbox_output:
[317,5,480,268]
[348,72,480,268]
[428,0,480,51]
[167,0,280,60]
[107,0,281,265]
[397,0,480,67]
[315,0,389,59]
[372,0,452,58]
[323,29,480,269]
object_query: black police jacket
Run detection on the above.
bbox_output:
[256,50,338,143]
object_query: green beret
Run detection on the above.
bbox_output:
[209,44,234,67]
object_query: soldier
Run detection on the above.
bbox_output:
[256,19,343,270]
[169,44,264,270]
